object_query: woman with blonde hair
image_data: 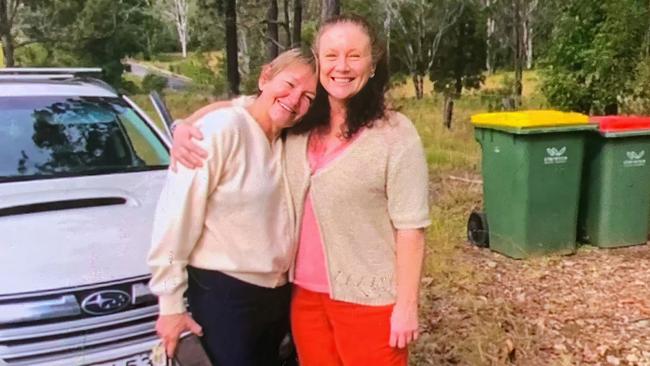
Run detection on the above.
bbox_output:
[148,48,317,366]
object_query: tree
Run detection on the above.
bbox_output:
[483,0,496,74]
[224,0,240,95]
[512,0,524,103]
[194,0,225,50]
[266,0,279,59]
[281,0,290,45]
[483,0,555,86]
[18,0,150,85]
[154,0,191,58]
[0,0,23,67]
[292,0,302,47]
[493,0,533,106]
[390,0,465,99]
[541,0,649,114]
[320,0,339,22]
[431,0,486,127]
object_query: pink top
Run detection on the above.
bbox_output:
[293,130,363,293]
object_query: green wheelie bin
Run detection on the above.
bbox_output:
[578,116,650,248]
[468,110,594,259]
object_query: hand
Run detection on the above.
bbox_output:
[170,122,208,172]
[155,313,203,357]
[389,302,419,348]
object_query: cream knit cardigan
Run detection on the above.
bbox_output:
[149,106,294,315]
[285,111,431,306]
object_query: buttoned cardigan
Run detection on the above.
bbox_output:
[284,111,431,306]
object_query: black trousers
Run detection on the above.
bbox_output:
[186,267,292,366]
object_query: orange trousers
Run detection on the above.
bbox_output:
[290,286,408,366]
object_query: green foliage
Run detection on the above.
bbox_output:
[20,0,154,86]
[621,57,650,114]
[540,0,650,114]
[14,43,49,65]
[193,0,225,50]
[119,77,143,95]
[169,54,217,85]
[430,0,486,96]
[299,20,318,48]
[142,73,168,94]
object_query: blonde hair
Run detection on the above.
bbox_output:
[265,48,317,79]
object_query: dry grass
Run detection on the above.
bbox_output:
[481,70,541,98]
[390,70,541,100]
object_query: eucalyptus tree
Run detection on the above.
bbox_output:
[152,0,192,58]
[320,0,339,22]
[389,0,465,99]
[0,0,22,66]
[431,0,486,127]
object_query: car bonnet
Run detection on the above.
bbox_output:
[0,170,167,295]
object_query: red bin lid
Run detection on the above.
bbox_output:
[591,116,650,133]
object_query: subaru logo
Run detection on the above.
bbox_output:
[81,290,131,315]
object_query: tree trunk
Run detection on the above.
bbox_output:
[238,26,250,77]
[513,0,523,107]
[443,95,454,129]
[225,0,240,96]
[292,0,302,47]
[283,0,291,47]
[413,74,424,99]
[1,32,14,67]
[320,0,339,23]
[0,0,15,67]
[180,37,187,58]
[454,16,467,97]
[485,0,495,75]
[524,20,533,69]
[383,2,391,69]
[266,0,279,60]
[173,0,189,58]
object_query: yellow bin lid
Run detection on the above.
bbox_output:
[471,110,589,129]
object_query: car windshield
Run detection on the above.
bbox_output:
[0,96,169,182]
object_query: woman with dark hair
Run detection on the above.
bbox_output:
[171,14,430,366]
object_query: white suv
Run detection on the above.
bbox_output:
[0,68,169,366]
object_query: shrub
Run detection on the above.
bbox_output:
[620,57,650,114]
[119,78,142,95]
[142,74,168,93]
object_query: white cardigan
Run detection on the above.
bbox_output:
[148,106,295,315]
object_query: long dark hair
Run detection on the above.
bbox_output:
[290,14,390,138]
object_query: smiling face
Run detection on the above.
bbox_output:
[317,22,375,104]
[257,62,317,130]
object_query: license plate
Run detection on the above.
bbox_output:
[92,352,153,366]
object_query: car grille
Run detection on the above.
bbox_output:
[0,276,158,365]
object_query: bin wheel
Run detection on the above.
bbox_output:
[467,211,489,248]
